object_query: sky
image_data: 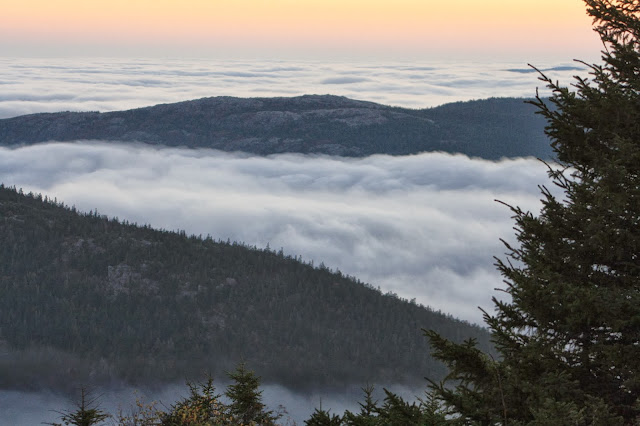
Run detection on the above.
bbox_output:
[1,0,601,60]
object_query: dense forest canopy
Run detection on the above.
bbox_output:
[0,184,492,393]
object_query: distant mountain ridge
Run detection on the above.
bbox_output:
[0,95,552,160]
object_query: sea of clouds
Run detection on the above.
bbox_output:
[0,57,587,118]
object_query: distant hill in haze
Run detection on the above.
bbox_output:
[0,95,552,160]
[0,185,492,392]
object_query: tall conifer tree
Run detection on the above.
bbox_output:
[426,1,640,424]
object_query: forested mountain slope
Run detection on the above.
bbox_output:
[0,185,492,391]
[0,95,551,160]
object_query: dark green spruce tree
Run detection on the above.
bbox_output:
[305,408,343,426]
[426,0,640,424]
[48,388,110,426]
[225,363,280,425]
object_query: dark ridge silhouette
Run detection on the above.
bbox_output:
[0,95,552,160]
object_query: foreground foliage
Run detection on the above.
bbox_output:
[305,386,449,425]
[77,371,444,426]
[55,365,281,426]
[53,368,448,426]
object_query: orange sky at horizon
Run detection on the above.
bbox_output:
[2,0,601,59]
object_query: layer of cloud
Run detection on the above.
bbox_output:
[0,57,589,118]
[0,142,552,325]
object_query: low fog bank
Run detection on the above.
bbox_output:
[0,142,553,324]
[1,382,426,425]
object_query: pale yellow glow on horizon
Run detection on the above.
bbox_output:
[2,0,599,57]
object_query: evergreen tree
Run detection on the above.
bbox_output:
[342,385,380,426]
[161,377,229,425]
[306,385,448,425]
[426,0,640,424]
[225,363,280,425]
[304,408,343,426]
[47,387,110,426]
[374,389,428,425]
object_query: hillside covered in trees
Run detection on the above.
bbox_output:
[0,95,552,160]
[0,184,492,393]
